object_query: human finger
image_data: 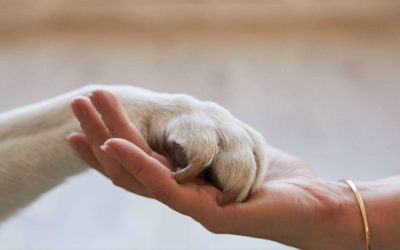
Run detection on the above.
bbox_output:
[71,97,148,196]
[67,132,105,175]
[89,90,151,154]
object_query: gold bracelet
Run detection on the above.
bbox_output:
[342,179,371,250]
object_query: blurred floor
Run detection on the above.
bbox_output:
[0,19,399,249]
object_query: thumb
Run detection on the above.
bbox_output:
[101,138,223,226]
[101,138,178,205]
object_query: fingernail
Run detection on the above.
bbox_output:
[71,100,83,120]
[66,132,80,151]
[65,131,78,141]
[100,143,121,162]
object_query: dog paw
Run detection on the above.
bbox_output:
[151,95,268,204]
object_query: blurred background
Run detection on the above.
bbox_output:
[0,1,399,249]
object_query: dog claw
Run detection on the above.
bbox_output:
[217,190,238,206]
[174,161,204,184]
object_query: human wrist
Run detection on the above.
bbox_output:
[355,178,400,250]
[227,180,366,249]
[306,180,366,250]
[307,178,400,250]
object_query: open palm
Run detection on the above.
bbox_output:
[69,90,359,250]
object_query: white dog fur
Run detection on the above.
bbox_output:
[0,84,268,222]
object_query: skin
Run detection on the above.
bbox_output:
[68,90,400,250]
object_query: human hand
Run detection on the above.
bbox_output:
[68,90,366,250]
[68,89,178,198]
[69,86,268,204]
